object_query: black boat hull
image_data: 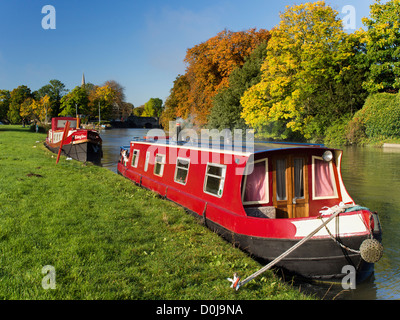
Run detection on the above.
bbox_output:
[205,218,375,283]
[45,142,102,165]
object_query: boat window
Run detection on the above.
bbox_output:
[144,151,150,172]
[131,150,140,168]
[276,159,287,201]
[294,158,304,199]
[154,154,166,177]
[204,163,226,198]
[312,156,338,199]
[57,119,77,129]
[174,158,190,185]
[242,159,269,204]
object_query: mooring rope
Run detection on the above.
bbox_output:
[230,206,346,290]
[319,203,362,254]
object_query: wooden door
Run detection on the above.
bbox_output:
[272,155,309,219]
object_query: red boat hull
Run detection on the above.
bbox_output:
[116,138,382,282]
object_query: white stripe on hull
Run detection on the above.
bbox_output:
[292,213,368,238]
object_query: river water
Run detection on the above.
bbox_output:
[100,129,399,300]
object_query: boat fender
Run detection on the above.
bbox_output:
[164,186,168,200]
[202,202,208,226]
[227,273,241,291]
[359,238,383,263]
[122,149,129,166]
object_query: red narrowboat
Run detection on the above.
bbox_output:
[45,117,103,164]
[117,135,383,282]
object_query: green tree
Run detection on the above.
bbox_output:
[143,98,163,117]
[8,85,32,124]
[208,41,269,131]
[241,1,366,140]
[59,86,89,117]
[0,90,11,122]
[35,79,68,118]
[133,105,145,117]
[362,0,400,93]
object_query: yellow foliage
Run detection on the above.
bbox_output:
[240,1,356,138]
[19,95,52,123]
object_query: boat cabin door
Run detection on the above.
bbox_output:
[273,155,309,219]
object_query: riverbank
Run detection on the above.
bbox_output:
[0,126,313,300]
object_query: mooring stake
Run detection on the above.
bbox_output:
[56,121,70,164]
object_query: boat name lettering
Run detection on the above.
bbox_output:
[74,134,87,140]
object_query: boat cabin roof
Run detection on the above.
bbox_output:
[127,137,329,156]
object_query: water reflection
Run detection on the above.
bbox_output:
[340,146,400,300]
[101,128,149,172]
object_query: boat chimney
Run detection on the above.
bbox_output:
[176,122,181,143]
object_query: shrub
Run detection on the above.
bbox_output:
[324,115,352,146]
[29,123,50,133]
[345,116,367,145]
[353,93,400,139]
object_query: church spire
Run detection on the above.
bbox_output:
[81,73,85,87]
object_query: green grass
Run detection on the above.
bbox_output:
[0,125,314,300]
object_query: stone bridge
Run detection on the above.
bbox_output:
[110,115,160,129]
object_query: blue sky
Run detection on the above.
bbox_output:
[0,0,376,107]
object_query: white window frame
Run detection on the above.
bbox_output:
[131,149,140,168]
[311,156,338,200]
[174,157,190,185]
[203,163,227,198]
[242,158,269,205]
[154,154,166,177]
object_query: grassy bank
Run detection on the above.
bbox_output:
[0,126,313,300]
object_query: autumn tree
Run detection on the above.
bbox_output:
[120,102,134,119]
[208,41,269,131]
[241,2,367,140]
[362,0,400,93]
[19,98,36,124]
[103,80,130,119]
[160,74,190,130]
[20,95,52,123]
[38,95,52,122]
[182,28,271,127]
[88,85,118,120]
